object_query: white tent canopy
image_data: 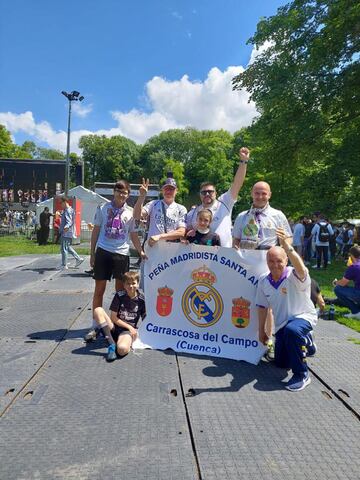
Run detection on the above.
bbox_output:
[36,185,109,224]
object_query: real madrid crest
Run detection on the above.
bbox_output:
[181,265,223,327]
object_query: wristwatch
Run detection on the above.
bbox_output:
[287,247,294,253]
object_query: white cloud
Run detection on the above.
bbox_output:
[248,40,274,65]
[0,56,259,152]
[111,110,180,145]
[0,111,93,153]
[72,102,93,118]
[171,11,183,20]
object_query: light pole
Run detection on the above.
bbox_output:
[61,90,84,195]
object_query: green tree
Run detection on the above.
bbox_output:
[160,158,189,204]
[79,134,141,187]
[232,0,360,218]
[0,125,29,158]
[184,130,235,205]
[138,128,197,183]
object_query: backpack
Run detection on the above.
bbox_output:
[342,229,349,243]
[318,223,330,242]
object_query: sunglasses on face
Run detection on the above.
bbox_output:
[200,190,215,195]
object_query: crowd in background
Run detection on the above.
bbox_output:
[0,209,37,228]
[290,214,358,267]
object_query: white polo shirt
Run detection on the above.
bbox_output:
[233,204,292,249]
[144,199,187,237]
[255,267,317,333]
[186,190,235,247]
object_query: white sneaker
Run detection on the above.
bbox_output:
[75,258,85,268]
[56,265,68,271]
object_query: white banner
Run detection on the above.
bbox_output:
[137,243,269,364]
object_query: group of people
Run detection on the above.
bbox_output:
[292,215,356,269]
[53,145,358,392]
[0,209,36,228]
[76,146,325,393]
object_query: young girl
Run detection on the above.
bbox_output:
[185,209,221,246]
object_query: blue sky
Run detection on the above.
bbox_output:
[0,0,287,151]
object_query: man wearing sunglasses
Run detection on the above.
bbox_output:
[84,180,146,343]
[186,147,250,247]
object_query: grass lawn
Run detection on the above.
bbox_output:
[310,258,360,335]
[0,235,90,257]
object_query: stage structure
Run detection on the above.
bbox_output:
[0,158,66,207]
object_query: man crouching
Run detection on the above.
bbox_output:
[256,228,317,392]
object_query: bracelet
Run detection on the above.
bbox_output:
[239,160,249,164]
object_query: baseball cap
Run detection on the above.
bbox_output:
[162,178,177,189]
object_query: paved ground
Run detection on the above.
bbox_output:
[0,255,359,480]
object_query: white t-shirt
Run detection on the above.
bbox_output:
[233,204,292,249]
[144,199,187,238]
[255,267,317,333]
[186,190,235,247]
[94,202,134,255]
[292,223,305,247]
[311,222,334,246]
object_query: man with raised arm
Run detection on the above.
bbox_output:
[185,147,250,248]
[256,228,318,392]
[133,177,187,246]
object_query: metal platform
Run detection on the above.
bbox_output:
[0,255,359,480]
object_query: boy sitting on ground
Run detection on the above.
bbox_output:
[93,271,146,362]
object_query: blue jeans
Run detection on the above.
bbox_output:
[61,237,81,266]
[275,317,313,375]
[334,285,360,313]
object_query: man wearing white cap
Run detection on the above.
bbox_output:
[133,176,187,246]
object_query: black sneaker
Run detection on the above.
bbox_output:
[84,328,100,343]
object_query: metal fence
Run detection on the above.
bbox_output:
[0,224,92,242]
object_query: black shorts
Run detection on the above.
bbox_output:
[93,247,130,281]
[111,326,132,343]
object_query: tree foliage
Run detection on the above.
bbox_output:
[79,134,141,186]
[0,126,30,159]
[233,0,360,218]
